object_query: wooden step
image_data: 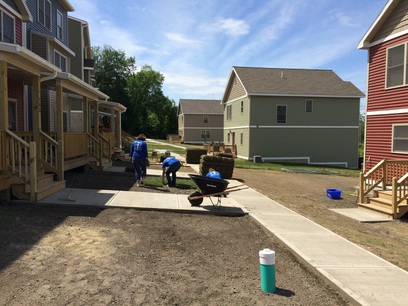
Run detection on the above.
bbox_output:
[368,196,393,210]
[358,202,393,216]
[12,179,66,201]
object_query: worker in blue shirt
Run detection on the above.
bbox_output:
[161,151,181,187]
[129,134,148,187]
[206,168,222,180]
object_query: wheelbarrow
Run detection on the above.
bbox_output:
[187,174,248,206]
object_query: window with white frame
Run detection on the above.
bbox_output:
[227,105,232,120]
[386,43,408,88]
[57,10,63,40]
[277,105,287,123]
[203,115,209,124]
[54,51,67,72]
[305,99,313,112]
[38,0,51,30]
[240,133,243,145]
[241,101,244,113]
[392,124,408,153]
[0,10,15,43]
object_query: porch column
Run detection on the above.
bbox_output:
[0,61,8,131]
[93,100,98,137]
[111,109,116,147]
[55,80,64,180]
[83,96,89,133]
[32,75,41,159]
[115,111,122,149]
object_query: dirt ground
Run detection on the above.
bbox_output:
[0,162,407,305]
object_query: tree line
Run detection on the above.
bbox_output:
[92,45,178,139]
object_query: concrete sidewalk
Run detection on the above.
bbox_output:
[37,164,408,306]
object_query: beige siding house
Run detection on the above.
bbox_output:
[222,66,365,168]
[178,99,223,144]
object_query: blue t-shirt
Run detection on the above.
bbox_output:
[130,140,148,159]
[206,170,222,180]
[162,157,180,168]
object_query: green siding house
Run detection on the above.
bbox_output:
[178,99,223,144]
[222,66,365,168]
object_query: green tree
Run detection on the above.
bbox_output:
[92,45,136,131]
[127,65,177,138]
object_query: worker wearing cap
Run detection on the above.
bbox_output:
[206,168,222,180]
[161,151,181,187]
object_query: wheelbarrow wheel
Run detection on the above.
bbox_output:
[188,191,203,206]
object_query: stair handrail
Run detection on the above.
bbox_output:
[97,133,111,159]
[5,130,37,201]
[39,130,59,174]
[390,172,408,219]
[87,133,99,159]
[359,159,386,203]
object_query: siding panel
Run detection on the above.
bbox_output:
[367,33,408,112]
[364,114,408,169]
[373,1,408,42]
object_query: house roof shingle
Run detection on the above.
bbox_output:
[178,99,223,115]
[228,66,364,100]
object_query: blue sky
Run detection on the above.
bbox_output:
[68,0,388,111]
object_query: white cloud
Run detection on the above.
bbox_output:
[165,32,204,46]
[214,18,249,36]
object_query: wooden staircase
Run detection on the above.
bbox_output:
[359,159,408,219]
[359,189,408,219]
[11,167,65,202]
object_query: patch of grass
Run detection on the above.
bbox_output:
[143,176,197,189]
[128,136,361,178]
[234,159,360,177]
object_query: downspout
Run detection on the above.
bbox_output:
[40,71,58,83]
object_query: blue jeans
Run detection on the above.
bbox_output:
[165,161,181,187]
[133,157,147,181]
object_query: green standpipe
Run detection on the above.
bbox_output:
[259,248,276,293]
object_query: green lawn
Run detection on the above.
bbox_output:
[137,139,361,178]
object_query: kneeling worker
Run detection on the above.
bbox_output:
[206,168,222,179]
[161,151,181,187]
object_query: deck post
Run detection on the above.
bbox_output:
[359,172,365,203]
[56,80,64,181]
[32,75,41,162]
[382,161,387,190]
[0,61,8,131]
[392,178,398,219]
[29,142,37,202]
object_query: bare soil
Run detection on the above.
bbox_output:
[0,162,407,305]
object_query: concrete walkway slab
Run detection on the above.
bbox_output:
[35,158,408,305]
[229,185,408,306]
[330,207,394,223]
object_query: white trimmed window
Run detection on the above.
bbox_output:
[241,101,244,113]
[240,133,243,145]
[392,124,408,153]
[38,0,51,30]
[226,105,232,120]
[203,115,209,124]
[0,10,15,43]
[57,10,63,40]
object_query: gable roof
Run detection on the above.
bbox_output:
[358,0,401,49]
[222,66,364,103]
[178,99,223,115]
